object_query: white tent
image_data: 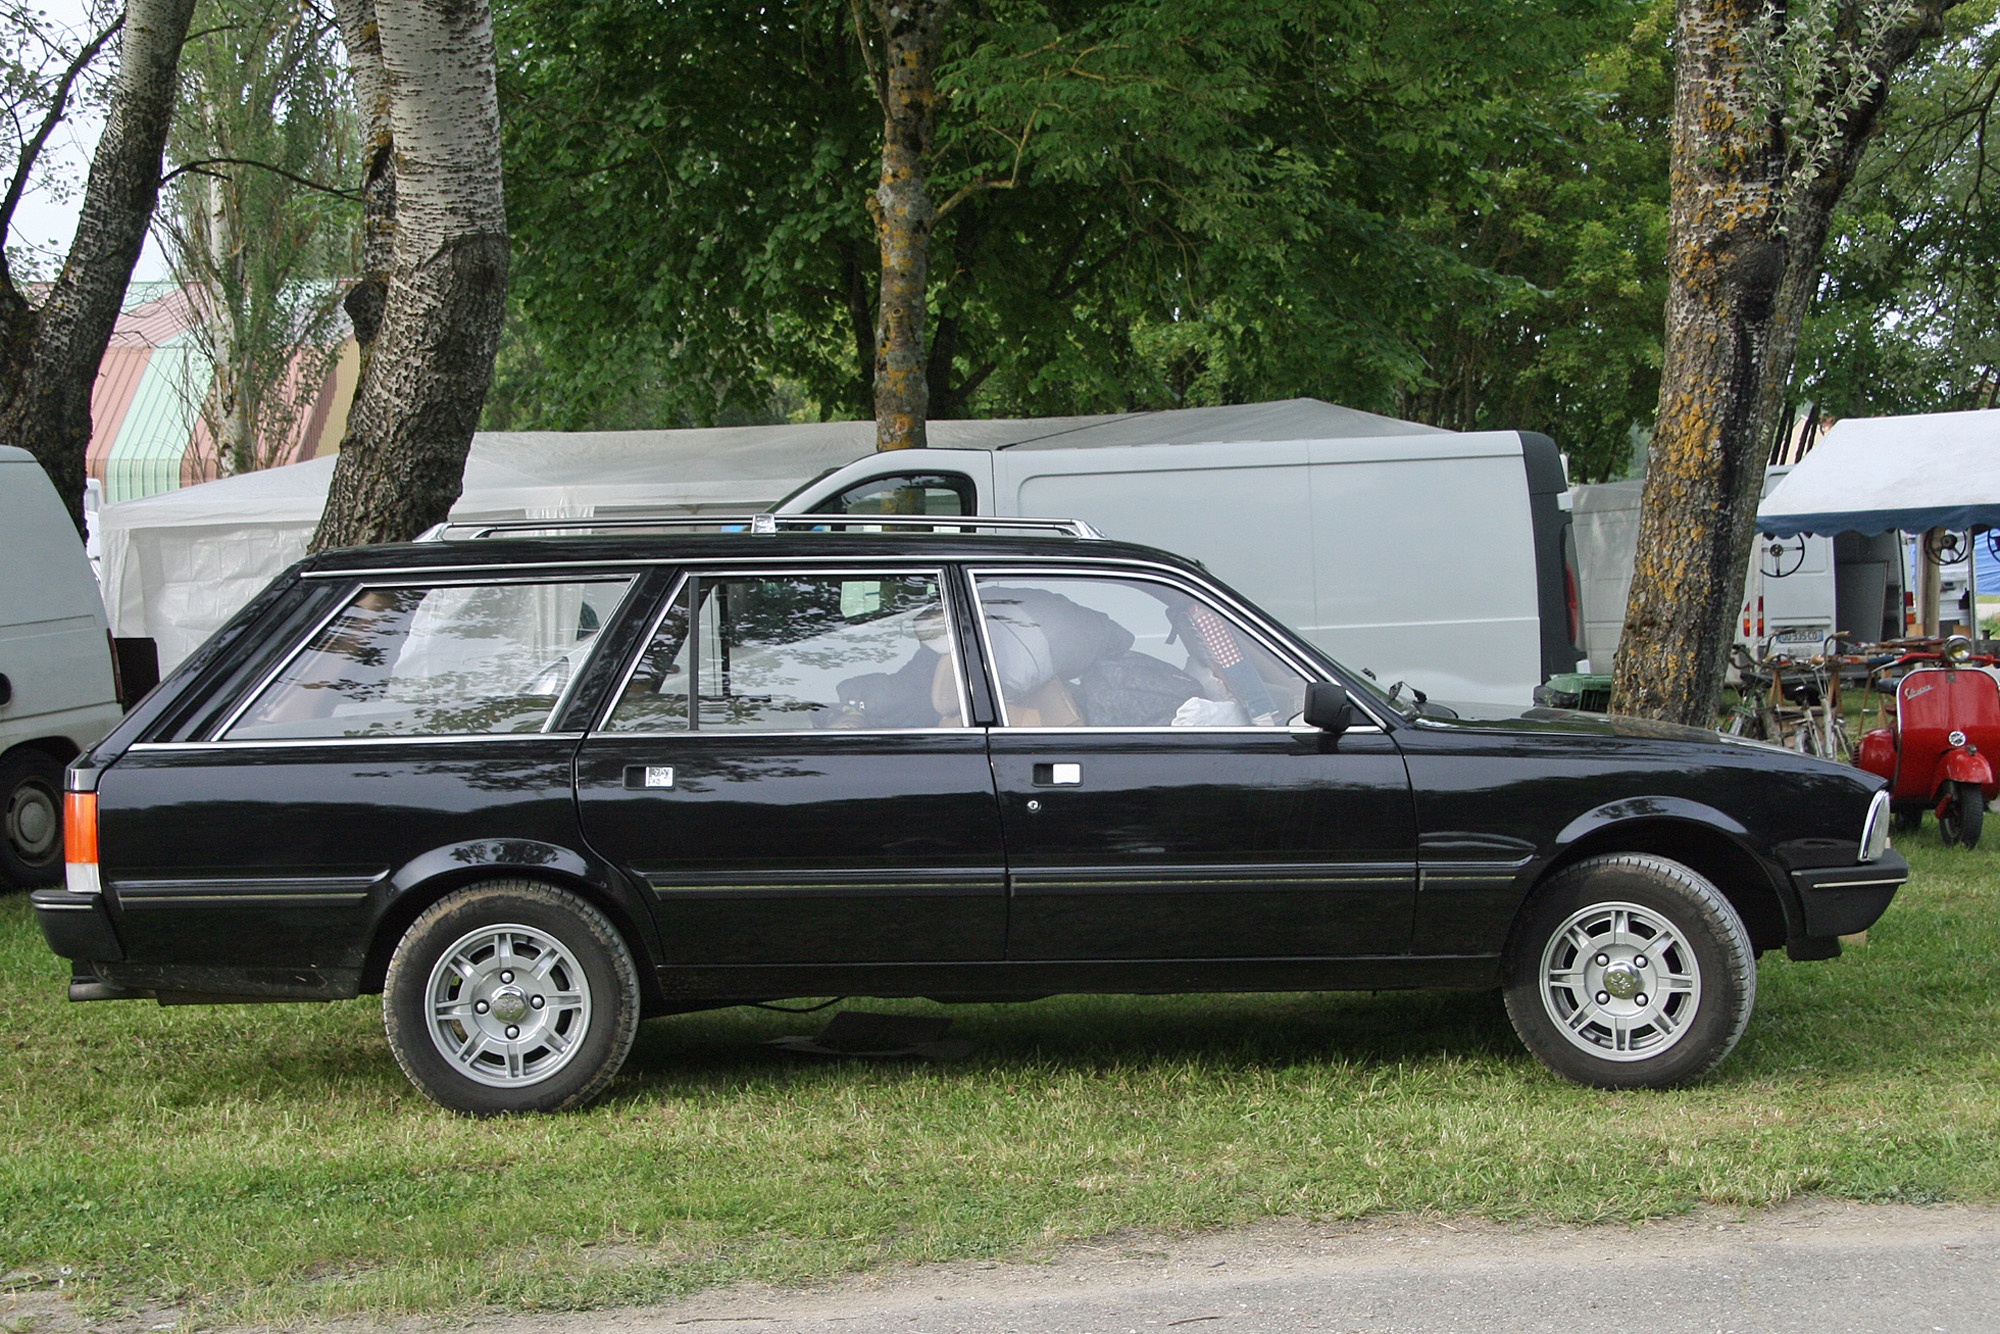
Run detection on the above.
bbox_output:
[102,399,1434,668]
[1759,408,2000,537]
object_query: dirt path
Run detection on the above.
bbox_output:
[10,1198,2000,1334]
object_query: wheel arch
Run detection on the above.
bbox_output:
[1537,814,1796,953]
[3,735,84,769]
[358,842,662,1007]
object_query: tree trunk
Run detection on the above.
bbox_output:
[867,0,949,451]
[331,0,396,356]
[1611,0,1956,725]
[311,0,508,550]
[206,145,252,477]
[0,0,197,530]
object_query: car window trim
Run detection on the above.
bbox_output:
[963,564,1384,734]
[209,572,643,744]
[591,564,976,737]
[128,733,586,752]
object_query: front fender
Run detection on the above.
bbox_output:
[1940,748,1994,787]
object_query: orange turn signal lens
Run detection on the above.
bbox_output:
[64,791,98,865]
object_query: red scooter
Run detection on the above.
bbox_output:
[1854,636,2000,847]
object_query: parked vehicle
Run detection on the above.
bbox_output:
[1854,636,2000,847]
[0,448,129,889]
[34,516,1902,1113]
[773,431,1585,705]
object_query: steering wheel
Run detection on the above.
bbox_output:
[1925,529,1970,563]
[1760,535,1807,579]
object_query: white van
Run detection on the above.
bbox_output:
[0,447,127,888]
[774,431,1584,704]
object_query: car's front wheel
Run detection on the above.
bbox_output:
[1503,854,1756,1089]
[383,880,640,1115]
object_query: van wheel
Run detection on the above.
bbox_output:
[383,881,639,1116]
[1503,854,1756,1089]
[1,749,64,889]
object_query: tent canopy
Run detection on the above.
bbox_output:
[1759,409,2000,537]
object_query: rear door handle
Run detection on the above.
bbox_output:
[623,765,675,789]
[1031,762,1081,786]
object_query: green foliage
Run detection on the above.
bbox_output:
[492,0,1665,469]
[158,0,360,475]
[1795,0,2000,419]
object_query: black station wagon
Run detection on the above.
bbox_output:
[33,516,1907,1114]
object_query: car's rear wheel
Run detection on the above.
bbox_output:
[1,748,64,890]
[383,880,639,1115]
[1503,854,1756,1089]
[1938,781,1985,848]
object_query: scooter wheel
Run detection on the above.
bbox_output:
[1938,781,1985,849]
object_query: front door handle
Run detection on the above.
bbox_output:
[1031,762,1081,786]
[623,765,675,789]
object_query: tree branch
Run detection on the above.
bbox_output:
[159,156,362,199]
[0,14,124,249]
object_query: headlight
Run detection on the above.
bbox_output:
[1860,788,1892,862]
[1947,634,1974,663]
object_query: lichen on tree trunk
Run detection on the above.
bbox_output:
[866,0,949,452]
[1611,0,1956,725]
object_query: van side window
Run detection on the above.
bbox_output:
[819,473,974,517]
[971,575,1307,728]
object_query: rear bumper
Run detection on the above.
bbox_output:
[29,888,124,963]
[1790,850,1909,938]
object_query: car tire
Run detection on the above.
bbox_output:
[1939,781,1984,848]
[383,880,640,1116]
[1502,854,1757,1090]
[1,748,65,890]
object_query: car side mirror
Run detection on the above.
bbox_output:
[1302,682,1354,737]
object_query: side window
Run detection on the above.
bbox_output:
[603,572,964,732]
[226,578,635,740]
[972,575,1307,728]
[819,473,974,517]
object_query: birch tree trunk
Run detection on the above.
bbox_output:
[330,0,396,355]
[311,0,507,550]
[0,0,197,530]
[1611,0,1956,725]
[206,148,251,477]
[867,0,950,452]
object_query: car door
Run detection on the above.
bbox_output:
[971,568,1418,960]
[572,566,1007,966]
[102,572,641,975]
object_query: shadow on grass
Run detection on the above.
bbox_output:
[611,986,1525,1095]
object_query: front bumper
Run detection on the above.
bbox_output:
[29,888,124,963]
[1790,849,1910,938]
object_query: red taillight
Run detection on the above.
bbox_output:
[64,792,98,865]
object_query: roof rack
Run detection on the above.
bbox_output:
[427,513,1105,541]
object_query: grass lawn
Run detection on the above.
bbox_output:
[2,827,1997,1325]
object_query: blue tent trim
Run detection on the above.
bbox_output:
[1761,505,2000,538]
